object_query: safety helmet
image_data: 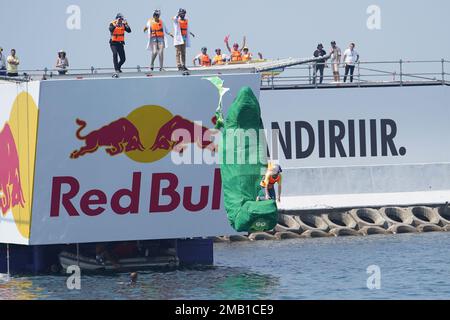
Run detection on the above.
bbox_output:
[153,9,161,17]
[178,8,186,14]
[243,46,249,51]
[270,163,282,174]
[116,13,124,19]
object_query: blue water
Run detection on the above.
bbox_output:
[1,232,450,300]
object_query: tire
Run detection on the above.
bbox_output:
[322,211,357,229]
[350,208,387,229]
[277,213,302,233]
[387,224,418,234]
[380,207,414,226]
[417,224,443,233]
[228,235,250,242]
[437,204,450,226]
[294,214,329,232]
[359,226,391,236]
[249,232,276,241]
[275,231,302,240]
[411,207,441,227]
[212,236,229,243]
[301,230,332,238]
[329,227,361,237]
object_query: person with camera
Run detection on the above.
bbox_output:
[172,8,195,72]
[109,13,132,75]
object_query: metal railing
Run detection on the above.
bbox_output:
[1,59,449,89]
[261,59,450,89]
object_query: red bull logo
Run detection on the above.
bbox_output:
[0,91,38,240]
[70,105,218,163]
[0,123,25,215]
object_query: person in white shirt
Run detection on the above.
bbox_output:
[55,50,69,75]
[144,10,173,71]
[0,47,6,76]
[343,43,360,83]
[6,49,20,77]
[329,41,342,82]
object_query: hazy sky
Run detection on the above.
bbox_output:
[0,0,449,71]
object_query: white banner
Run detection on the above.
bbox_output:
[260,85,450,204]
[29,74,260,245]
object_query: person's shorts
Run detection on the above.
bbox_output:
[257,186,276,201]
[332,63,340,73]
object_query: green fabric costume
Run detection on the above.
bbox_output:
[218,86,278,232]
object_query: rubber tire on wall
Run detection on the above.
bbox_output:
[249,232,276,241]
[322,211,357,230]
[387,224,418,234]
[350,209,387,229]
[294,214,329,232]
[275,231,302,240]
[380,207,414,226]
[329,227,361,237]
[410,207,441,227]
[359,226,391,236]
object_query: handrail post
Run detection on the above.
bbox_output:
[399,59,403,86]
[308,64,311,85]
[357,61,361,87]
[91,66,94,74]
[442,58,445,85]
[271,71,275,90]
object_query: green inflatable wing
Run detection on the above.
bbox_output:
[220,87,278,232]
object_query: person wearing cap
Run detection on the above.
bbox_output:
[0,47,6,76]
[313,43,328,85]
[172,8,195,71]
[55,50,69,75]
[193,47,211,67]
[343,43,360,83]
[257,163,283,202]
[242,47,253,62]
[329,41,342,82]
[144,10,172,71]
[224,35,246,62]
[212,48,228,65]
[6,49,19,77]
[109,13,132,74]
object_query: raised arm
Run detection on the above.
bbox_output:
[241,36,247,52]
[224,35,232,53]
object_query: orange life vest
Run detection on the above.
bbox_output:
[179,19,188,36]
[231,50,242,62]
[242,53,252,62]
[260,174,281,189]
[111,20,126,42]
[200,54,211,67]
[151,19,164,38]
[214,55,225,65]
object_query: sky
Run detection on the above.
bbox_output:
[0,0,449,71]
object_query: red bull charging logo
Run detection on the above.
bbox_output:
[0,92,38,240]
[70,105,217,163]
[0,123,25,215]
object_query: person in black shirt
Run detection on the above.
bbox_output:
[313,43,327,84]
[109,13,132,74]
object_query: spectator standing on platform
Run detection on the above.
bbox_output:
[212,48,228,65]
[343,43,360,83]
[330,41,342,82]
[225,35,246,62]
[144,10,172,71]
[0,47,6,76]
[55,50,69,75]
[6,49,20,77]
[109,13,131,75]
[313,43,327,84]
[193,47,211,67]
[173,8,195,71]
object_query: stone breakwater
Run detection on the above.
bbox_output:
[213,205,450,242]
